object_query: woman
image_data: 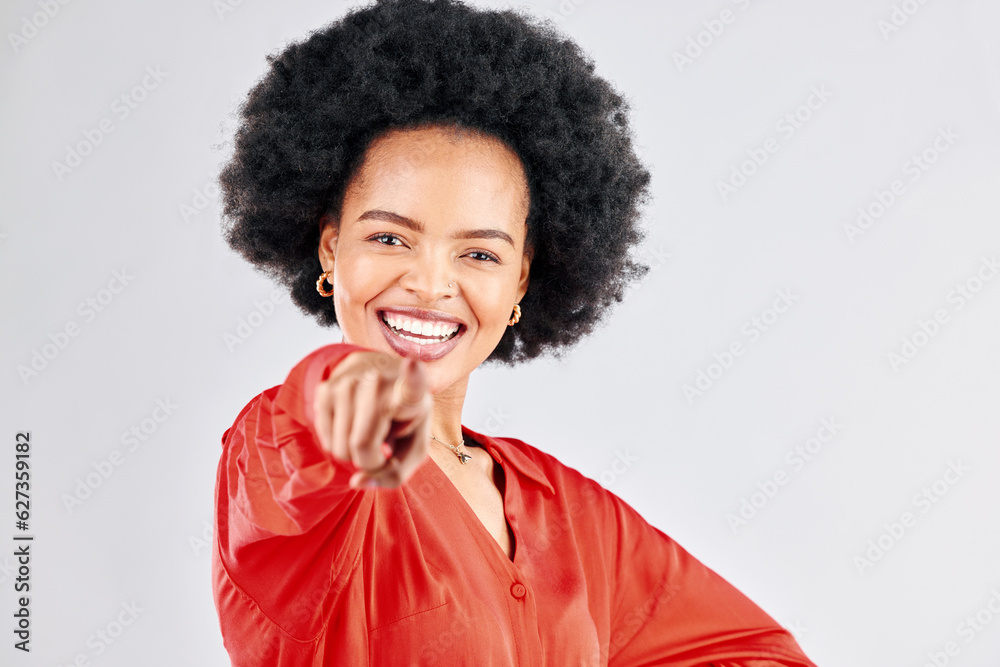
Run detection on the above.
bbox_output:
[212,0,818,664]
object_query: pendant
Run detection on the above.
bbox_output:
[457,452,472,464]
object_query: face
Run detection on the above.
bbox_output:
[317,125,531,395]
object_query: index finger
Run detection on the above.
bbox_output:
[352,356,431,488]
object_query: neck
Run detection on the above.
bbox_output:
[430,373,468,448]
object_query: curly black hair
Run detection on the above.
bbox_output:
[219,0,651,365]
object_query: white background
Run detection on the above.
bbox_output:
[2,0,999,665]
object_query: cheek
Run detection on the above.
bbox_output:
[334,253,391,315]
[468,278,517,326]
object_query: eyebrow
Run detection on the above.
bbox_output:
[357,209,516,248]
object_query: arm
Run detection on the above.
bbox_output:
[603,492,816,667]
[213,342,373,639]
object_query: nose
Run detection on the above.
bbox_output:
[398,246,457,301]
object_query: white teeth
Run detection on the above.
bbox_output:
[398,333,447,345]
[382,313,460,342]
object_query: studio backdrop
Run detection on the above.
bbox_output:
[2,0,999,665]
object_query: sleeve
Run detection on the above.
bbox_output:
[213,342,376,641]
[602,491,817,667]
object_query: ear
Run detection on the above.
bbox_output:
[318,214,339,272]
[515,245,531,303]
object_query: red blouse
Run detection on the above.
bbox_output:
[212,343,817,666]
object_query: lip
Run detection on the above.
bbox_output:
[377,306,465,326]
[377,309,466,362]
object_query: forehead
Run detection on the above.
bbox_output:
[347,125,530,215]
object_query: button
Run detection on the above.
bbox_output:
[510,582,526,599]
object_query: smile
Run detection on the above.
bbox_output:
[377,309,466,361]
[381,312,461,344]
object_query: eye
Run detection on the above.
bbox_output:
[467,250,500,263]
[368,232,405,247]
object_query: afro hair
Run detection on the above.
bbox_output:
[218,0,651,365]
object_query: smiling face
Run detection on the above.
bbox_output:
[317,124,531,395]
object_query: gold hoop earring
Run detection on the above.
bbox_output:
[316,270,334,297]
[507,303,521,326]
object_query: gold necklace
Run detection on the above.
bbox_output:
[430,434,472,464]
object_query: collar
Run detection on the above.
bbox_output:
[462,424,556,496]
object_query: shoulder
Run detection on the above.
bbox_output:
[220,384,282,448]
[493,435,584,478]
[488,434,615,507]
[492,433,661,531]
[488,434,671,577]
